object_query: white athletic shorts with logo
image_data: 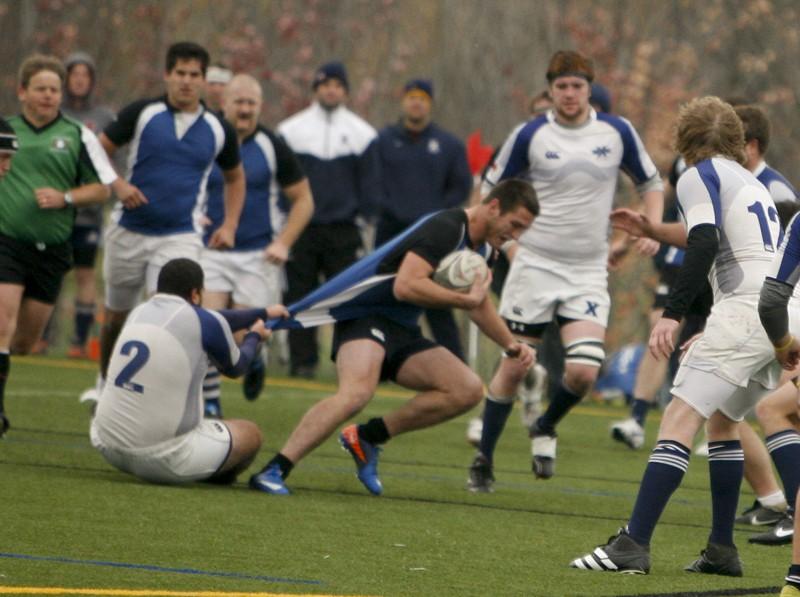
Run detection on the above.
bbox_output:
[499,247,610,327]
[103,222,202,311]
[200,248,284,307]
[671,295,783,421]
[90,418,232,484]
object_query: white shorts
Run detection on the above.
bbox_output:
[103,222,202,311]
[672,296,781,420]
[499,248,610,327]
[91,418,232,484]
[200,248,284,307]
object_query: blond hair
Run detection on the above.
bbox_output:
[18,54,66,89]
[675,96,745,166]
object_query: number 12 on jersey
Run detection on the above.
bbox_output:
[114,340,150,393]
[747,201,781,252]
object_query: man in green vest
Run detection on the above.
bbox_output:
[0,54,115,436]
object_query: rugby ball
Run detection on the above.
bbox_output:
[432,250,488,291]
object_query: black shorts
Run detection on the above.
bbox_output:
[331,315,437,381]
[0,233,72,304]
[70,224,101,268]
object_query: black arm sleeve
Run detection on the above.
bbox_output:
[268,130,306,187]
[103,98,152,147]
[758,277,794,344]
[662,224,719,321]
[215,117,241,170]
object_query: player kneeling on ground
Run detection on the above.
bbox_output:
[91,258,287,485]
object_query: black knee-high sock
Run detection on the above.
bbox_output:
[766,430,800,511]
[627,440,691,545]
[358,417,390,445]
[707,440,743,546]
[478,396,513,463]
[0,351,9,414]
[536,380,582,433]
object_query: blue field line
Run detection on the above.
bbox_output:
[0,552,323,586]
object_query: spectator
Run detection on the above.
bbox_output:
[60,51,117,359]
[277,60,380,378]
[81,41,245,405]
[205,64,233,112]
[200,74,313,414]
[376,78,472,360]
[0,54,114,436]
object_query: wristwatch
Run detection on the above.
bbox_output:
[63,191,74,206]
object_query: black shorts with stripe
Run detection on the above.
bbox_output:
[331,315,437,382]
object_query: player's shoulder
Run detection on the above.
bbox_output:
[120,96,166,116]
[423,208,468,235]
[428,123,463,147]
[594,111,640,139]
[514,114,549,139]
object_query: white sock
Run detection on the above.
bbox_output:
[758,490,788,510]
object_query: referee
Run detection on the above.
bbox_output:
[0,55,115,437]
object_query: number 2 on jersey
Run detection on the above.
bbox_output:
[114,340,150,393]
[747,201,780,251]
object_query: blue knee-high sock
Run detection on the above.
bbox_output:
[203,364,221,409]
[767,430,800,510]
[479,396,513,464]
[536,380,582,433]
[630,398,650,426]
[73,301,96,347]
[708,440,744,546]
[627,440,691,546]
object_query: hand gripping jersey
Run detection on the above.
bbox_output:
[93,294,251,448]
[484,110,662,266]
[271,208,490,331]
[677,156,780,301]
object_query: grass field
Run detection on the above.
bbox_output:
[0,354,791,597]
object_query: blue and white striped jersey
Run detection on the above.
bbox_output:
[678,156,779,300]
[768,212,800,287]
[104,96,240,236]
[483,109,662,265]
[203,126,305,251]
[93,294,251,448]
[754,161,798,203]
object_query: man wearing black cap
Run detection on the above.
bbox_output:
[376,78,472,360]
[277,60,380,378]
[60,52,117,359]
